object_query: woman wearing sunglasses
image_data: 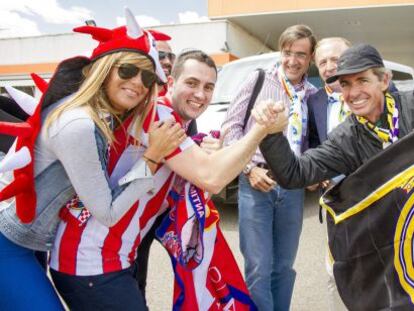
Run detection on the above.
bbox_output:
[0,9,287,310]
[0,9,184,310]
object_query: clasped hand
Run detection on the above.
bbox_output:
[251,99,288,134]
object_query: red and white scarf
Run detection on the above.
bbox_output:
[157,182,257,310]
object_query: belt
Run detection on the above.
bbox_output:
[256,163,270,170]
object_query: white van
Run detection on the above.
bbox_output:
[197,52,414,134]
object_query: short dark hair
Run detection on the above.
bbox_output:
[171,50,217,79]
[279,24,317,54]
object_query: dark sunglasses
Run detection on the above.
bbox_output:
[116,63,157,88]
[158,51,176,62]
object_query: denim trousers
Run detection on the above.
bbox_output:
[50,267,147,311]
[238,174,304,311]
[0,232,63,310]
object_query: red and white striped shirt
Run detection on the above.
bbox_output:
[50,103,194,276]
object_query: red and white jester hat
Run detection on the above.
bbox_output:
[148,29,171,41]
[75,7,167,82]
[0,85,39,223]
[0,8,165,223]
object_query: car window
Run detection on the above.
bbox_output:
[212,53,279,104]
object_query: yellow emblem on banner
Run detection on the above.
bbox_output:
[394,192,414,303]
[401,177,414,194]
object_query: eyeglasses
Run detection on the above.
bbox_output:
[281,50,309,61]
[158,51,176,62]
[116,63,157,88]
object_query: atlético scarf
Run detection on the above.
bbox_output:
[156,183,256,310]
[156,131,256,310]
[278,66,307,155]
[320,131,414,310]
[355,92,399,148]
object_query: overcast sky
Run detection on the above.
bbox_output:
[0,0,209,38]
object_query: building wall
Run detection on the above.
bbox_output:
[0,20,270,87]
[208,0,414,17]
[226,22,272,57]
[149,20,271,58]
[154,21,227,55]
[0,33,95,84]
[0,33,94,65]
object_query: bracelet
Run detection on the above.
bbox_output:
[143,155,159,165]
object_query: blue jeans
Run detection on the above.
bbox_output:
[50,267,147,311]
[238,174,304,311]
[0,233,63,310]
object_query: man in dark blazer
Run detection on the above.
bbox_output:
[307,37,351,311]
[308,38,399,148]
[308,37,351,148]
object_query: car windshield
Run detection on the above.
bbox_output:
[212,53,281,104]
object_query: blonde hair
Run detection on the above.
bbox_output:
[315,37,351,51]
[45,51,157,143]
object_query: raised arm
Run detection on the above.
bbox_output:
[260,133,349,188]
[253,99,357,188]
[166,103,288,193]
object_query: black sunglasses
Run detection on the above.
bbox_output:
[116,63,157,89]
[158,51,176,62]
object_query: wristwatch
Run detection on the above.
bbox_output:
[243,163,255,175]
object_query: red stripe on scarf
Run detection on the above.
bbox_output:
[175,263,199,310]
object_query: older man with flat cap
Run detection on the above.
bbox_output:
[255,43,413,189]
[251,41,414,309]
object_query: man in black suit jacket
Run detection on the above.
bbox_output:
[307,37,351,311]
[308,38,351,148]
